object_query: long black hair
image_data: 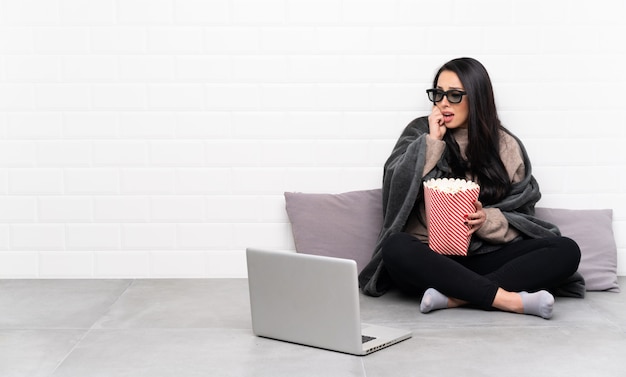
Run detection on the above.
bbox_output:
[433,57,511,205]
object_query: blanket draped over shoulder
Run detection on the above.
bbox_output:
[358,116,585,298]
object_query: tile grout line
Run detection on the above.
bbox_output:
[360,357,367,377]
[47,279,136,376]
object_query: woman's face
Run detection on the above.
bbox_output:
[435,70,469,129]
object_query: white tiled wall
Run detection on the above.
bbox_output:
[1,0,625,278]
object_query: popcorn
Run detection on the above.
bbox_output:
[423,178,480,256]
[423,178,479,194]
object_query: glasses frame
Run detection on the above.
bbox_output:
[426,89,467,104]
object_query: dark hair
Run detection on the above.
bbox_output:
[433,57,511,205]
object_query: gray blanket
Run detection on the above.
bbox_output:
[358,116,585,298]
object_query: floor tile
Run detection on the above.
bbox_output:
[93,279,251,329]
[0,277,624,377]
[50,329,366,377]
[0,280,132,329]
[583,290,626,330]
[0,330,85,377]
[362,326,626,377]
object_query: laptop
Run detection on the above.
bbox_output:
[246,248,412,356]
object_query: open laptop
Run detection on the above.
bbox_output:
[246,248,412,356]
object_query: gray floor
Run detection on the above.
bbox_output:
[1,278,625,377]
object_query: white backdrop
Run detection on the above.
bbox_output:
[0,0,624,277]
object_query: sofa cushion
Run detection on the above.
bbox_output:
[285,189,619,292]
[534,207,619,292]
[284,189,382,274]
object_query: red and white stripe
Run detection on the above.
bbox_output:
[424,185,480,256]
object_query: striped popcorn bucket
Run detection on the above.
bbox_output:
[423,178,480,256]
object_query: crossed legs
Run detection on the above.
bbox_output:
[381,233,580,319]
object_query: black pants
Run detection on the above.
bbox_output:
[381,232,581,309]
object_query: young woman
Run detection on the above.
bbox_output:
[358,57,584,319]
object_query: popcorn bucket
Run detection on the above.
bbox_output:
[423,178,480,256]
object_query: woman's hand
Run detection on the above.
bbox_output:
[465,201,486,235]
[428,106,447,140]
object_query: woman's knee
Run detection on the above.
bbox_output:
[554,236,582,273]
[564,235,581,262]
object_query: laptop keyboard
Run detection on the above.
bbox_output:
[362,335,376,344]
